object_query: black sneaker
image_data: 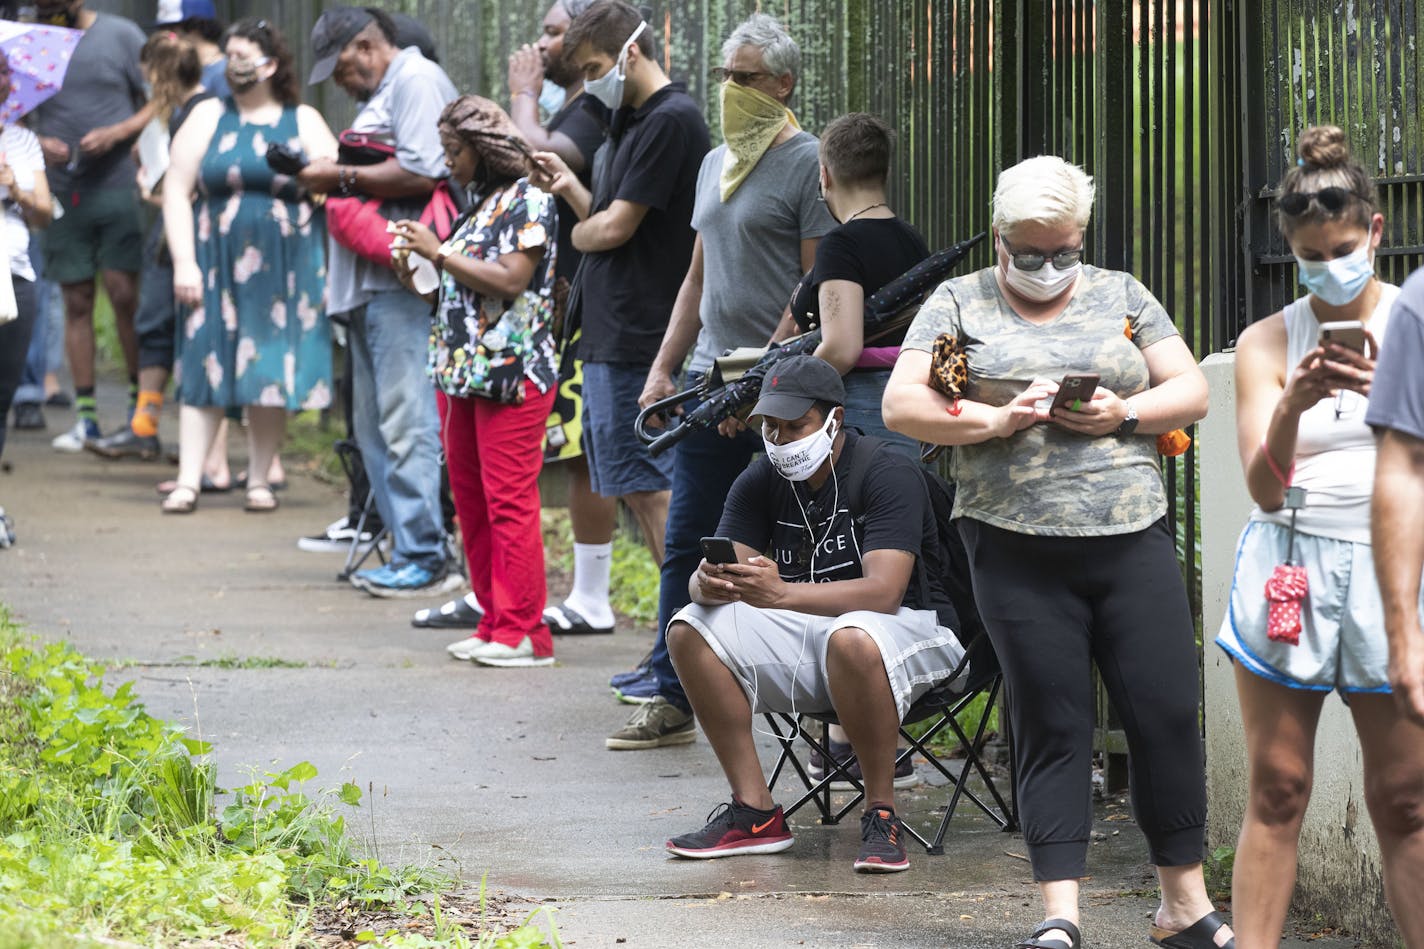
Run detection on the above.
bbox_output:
[853,806,909,873]
[12,402,44,431]
[665,800,794,859]
[86,427,161,460]
[808,739,920,790]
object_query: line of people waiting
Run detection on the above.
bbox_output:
[1,3,1422,948]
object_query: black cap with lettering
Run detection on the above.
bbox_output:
[308,6,374,85]
[750,355,846,421]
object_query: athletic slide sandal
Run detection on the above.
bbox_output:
[543,602,614,635]
[412,594,484,629]
[1150,911,1235,949]
[1016,918,1081,949]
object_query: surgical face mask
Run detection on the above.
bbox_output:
[1003,256,1081,303]
[1296,239,1374,306]
[538,78,566,116]
[583,21,646,111]
[226,56,271,94]
[762,411,838,482]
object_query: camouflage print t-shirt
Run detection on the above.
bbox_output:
[901,265,1179,537]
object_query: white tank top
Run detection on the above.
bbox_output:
[1250,283,1400,544]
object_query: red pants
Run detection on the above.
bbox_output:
[439,382,556,656]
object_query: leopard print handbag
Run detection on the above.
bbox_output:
[928,332,968,398]
[921,332,969,462]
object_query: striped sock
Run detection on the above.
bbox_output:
[75,388,97,424]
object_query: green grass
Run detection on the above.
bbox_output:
[285,407,345,485]
[0,607,562,947]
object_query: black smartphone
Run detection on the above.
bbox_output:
[699,536,739,565]
[1049,373,1100,414]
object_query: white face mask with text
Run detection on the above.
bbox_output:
[762,411,838,482]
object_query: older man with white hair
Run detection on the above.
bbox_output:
[605,13,836,750]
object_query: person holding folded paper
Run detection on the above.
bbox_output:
[389,95,559,668]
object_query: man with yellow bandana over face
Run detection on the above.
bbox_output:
[607,14,835,749]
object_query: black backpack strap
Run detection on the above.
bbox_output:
[840,435,942,615]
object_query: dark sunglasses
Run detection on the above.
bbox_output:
[1278,186,1358,216]
[1000,236,1084,272]
[709,66,772,86]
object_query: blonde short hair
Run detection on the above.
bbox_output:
[992,155,1095,237]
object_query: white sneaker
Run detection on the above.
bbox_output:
[446,635,489,660]
[465,636,555,668]
[51,419,99,453]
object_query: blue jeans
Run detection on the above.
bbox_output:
[15,236,62,406]
[843,369,918,458]
[652,378,762,710]
[348,291,445,572]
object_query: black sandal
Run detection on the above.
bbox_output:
[1016,917,1082,949]
[1150,911,1235,949]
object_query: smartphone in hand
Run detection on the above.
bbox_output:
[1319,320,1368,355]
[699,536,739,565]
[1036,373,1101,414]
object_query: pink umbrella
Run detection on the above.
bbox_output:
[0,21,82,125]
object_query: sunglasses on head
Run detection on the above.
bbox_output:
[1278,186,1358,216]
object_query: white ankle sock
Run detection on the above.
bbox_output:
[564,542,614,627]
[464,591,482,611]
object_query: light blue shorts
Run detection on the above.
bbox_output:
[1214,520,1419,694]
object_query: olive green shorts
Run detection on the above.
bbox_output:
[43,188,144,284]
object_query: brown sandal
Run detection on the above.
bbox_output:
[244,485,279,513]
[160,485,199,515]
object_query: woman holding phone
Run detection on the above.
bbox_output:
[883,155,1220,949]
[1215,125,1424,947]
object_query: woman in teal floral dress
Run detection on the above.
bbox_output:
[391,96,558,667]
[162,18,337,514]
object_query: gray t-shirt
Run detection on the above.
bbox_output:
[1367,268,1424,441]
[902,265,1179,537]
[32,12,146,193]
[687,132,834,372]
[326,46,457,316]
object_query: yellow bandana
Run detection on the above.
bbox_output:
[718,82,798,201]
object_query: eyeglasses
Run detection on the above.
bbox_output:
[708,66,772,86]
[1000,237,1084,272]
[1278,186,1360,216]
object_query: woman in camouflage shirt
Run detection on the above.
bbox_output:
[884,156,1224,949]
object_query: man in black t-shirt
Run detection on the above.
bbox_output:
[659,356,965,875]
[531,0,710,576]
[502,0,622,639]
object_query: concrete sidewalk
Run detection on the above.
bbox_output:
[0,406,1360,948]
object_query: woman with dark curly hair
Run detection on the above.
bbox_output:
[161,17,337,514]
[390,95,559,667]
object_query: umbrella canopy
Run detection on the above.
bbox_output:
[0,21,82,125]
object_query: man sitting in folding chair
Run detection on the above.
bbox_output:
[664,355,965,873]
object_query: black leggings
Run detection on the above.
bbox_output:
[959,517,1206,882]
[0,277,39,461]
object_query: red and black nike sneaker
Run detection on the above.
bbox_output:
[665,799,794,859]
[853,806,910,872]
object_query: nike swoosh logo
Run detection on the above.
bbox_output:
[751,817,776,834]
